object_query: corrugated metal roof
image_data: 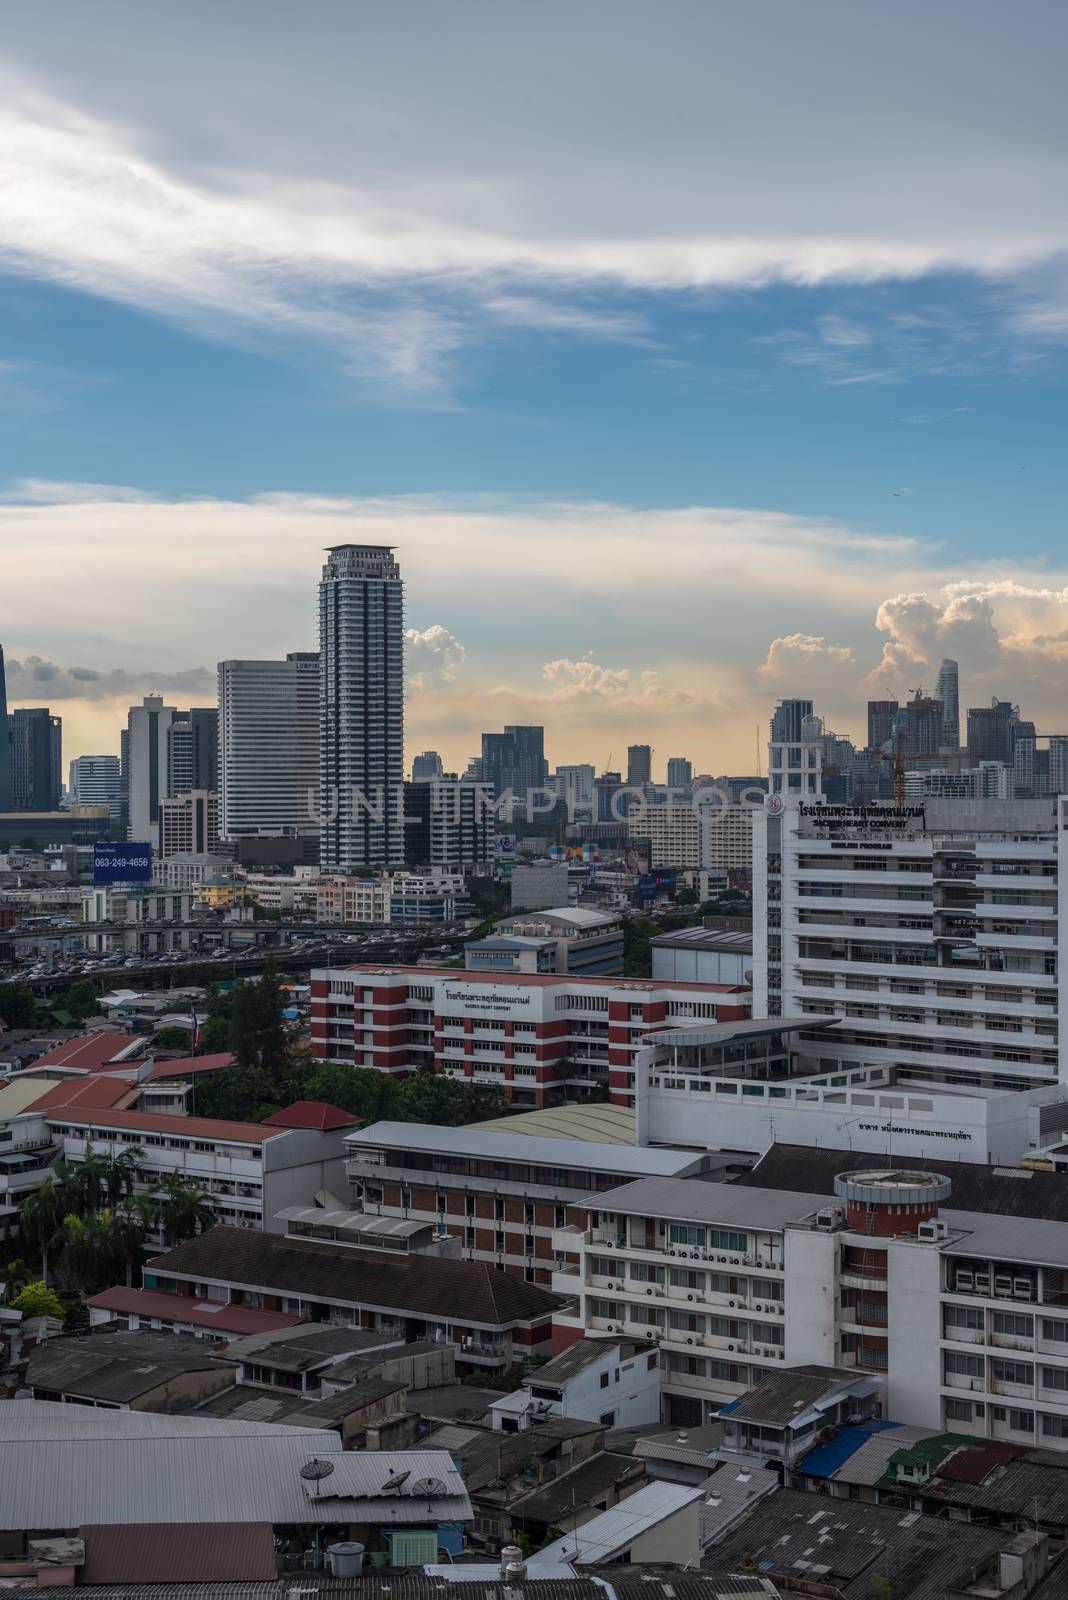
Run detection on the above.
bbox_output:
[470,1103,637,1144]
[43,1105,284,1143]
[0,1404,470,1528]
[346,1120,701,1177]
[29,1034,133,1070]
[86,1286,304,1334]
[535,1482,704,1564]
[263,1100,362,1130]
[81,1522,276,1584]
[27,1329,235,1402]
[799,1422,898,1479]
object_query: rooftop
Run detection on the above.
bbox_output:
[26,1329,236,1404]
[27,1073,139,1112]
[534,1481,704,1565]
[582,1173,829,1230]
[527,1336,630,1386]
[0,1402,469,1530]
[43,1105,285,1144]
[650,927,754,954]
[323,963,747,996]
[85,1286,303,1335]
[500,907,619,928]
[27,1033,141,1071]
[147,1052,237,1081]
[223,1324,399,1370]
[722,1365,871,1426]
[470,1103,637,1144]
[148,1225,562,1326]
[644,1015,831,1049]
[508,1452,642,1526]
[347,1120,706,1179]
[262,1099,363,1130]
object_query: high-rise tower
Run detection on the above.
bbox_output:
[319,545,404,870]
[935,658,960,749]
[0,646,11,812]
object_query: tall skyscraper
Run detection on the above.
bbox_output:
[125,695,179,846]
[935,658,960,749]
[9,708,62,810]
[627,744,652,787]
[69,755,123,821]
[481,726,548,799]
[666,756,693,788]
[319,546,404,870]
[554,763,596,808]
[866,700,898,751]
[770,699,814,744]
[218,654,320,842]
[967,701,1015,764]
[167,707,218,796]
[0,646,11,812]
[412,751,444,781]
[903,694,944,759]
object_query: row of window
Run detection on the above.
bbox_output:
[945,1352,1068,1388]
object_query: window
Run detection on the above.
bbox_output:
[669,1224,705,1248]
[1043,1414,1068,1439]
[646,1352,658,1371]
[600,1411,616,1426]
[1009,1409,1034,1432]
[1042,1320,1068,1344]
[945,1352,984,1378]
[709,1230,747,1253]
[990,1359,1033,1386]
[945,1305,984,1332]
[992,1312,1033,1338]
[944,1398,973,1421]
[629,1261,665,1284]
[600,1371,609,1389]
[1041,1367,1068,1392]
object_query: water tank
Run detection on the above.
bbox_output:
[327,1542,365,1578]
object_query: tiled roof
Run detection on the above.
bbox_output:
[262,1099,362,1130]
[28,1074,140,1112]
[27,1329,235,1402]
[148,1224,562,1327]
[44,1106,284,1143]
[86,1287,303,1335]
[147,1053,236,1080]
[29,1033,134,1071]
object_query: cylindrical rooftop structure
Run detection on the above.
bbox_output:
[833,1169,951,1236]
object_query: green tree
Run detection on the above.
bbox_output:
[57,1212,113,1295]
[0,983,37,1028]
[66,979,103,1023]
[19,1181,67,1284]
[397,1069,469,1126]
[152,1025,194,1050]
[155,1173,216,1248]
[11,1280,65,1320]
[101,1147,143,1206]
[674,886,699,906]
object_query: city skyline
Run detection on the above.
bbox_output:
[3,2,1068,770]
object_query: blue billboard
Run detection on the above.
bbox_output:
[94,841,153,885]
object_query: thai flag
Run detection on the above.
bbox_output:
[191,1010,201,1053]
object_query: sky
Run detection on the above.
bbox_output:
[3,0,1068,775]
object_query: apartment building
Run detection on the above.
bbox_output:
[344,1120,712,1284]
[553,1162,1068,1452]
[483,907,624,975]
[310,965,751,1106]
[158,788,220,858]
[754,796,1066,1098]
[44,1105,350,1237]
[316,874,392,924]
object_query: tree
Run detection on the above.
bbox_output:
[0,983,37,1028]
[155,1173,217,1248]
[19,1181,67,1284]
[674,886,699,906]
[101,1147,143,1206]
[66,979,103,1023]
[57,1212,113,1295]
[11,1280,65,1320]
[152,1025,194,1050]
[397,1070,470,1126]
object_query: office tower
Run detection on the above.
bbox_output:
[935,658,960,749]
[159,789,219,857]
[0,646,10,811]
[404,779,493,870]
[666,757,693,789]
[218,654,320,841]
[480,725,548,800]
[412,751,444,781]
[594,770,623,823]
[319,545,404,871]
[125,696,179,846]
[770,699,813,744]
[554,763,596,808]
[166,707,218,797]
[9,708,62,811]
[903,694,944,759]
[69,755,123,821]
[866,700,898,751]
[627,744,652,788]
[967,701,1015,764]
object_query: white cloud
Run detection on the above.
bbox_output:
[405,624,465,689]
[4,654,214,703]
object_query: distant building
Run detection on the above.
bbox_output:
[481,726,548,804]
[935,657,960,748]
[968,700,1017,764]
[319,545,404,871]
[218,655,319,845]
[553,764,596,808]
[490,907,623,975]
[316,874,392,924]
[0,644,10,811]
[651,925,753,986]
[627,745,652,788]
[866,699,898,750]
[68,754,123,821]
[8,708,61,811]
[770,699,813,744]
[411,750,444,781]
[903,693,944,758]
[125,695,180,847]
[166,707,218,797]
[159,788,220,858]
[404,779,493,871]
[510,862,571,910]
[666,756,692,788]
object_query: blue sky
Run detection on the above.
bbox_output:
[3,0,1068,770]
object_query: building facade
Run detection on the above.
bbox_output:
[403,779,494,871]
[68,755,123,821]
[319,546,404,871]
[310,964,751,1105]
[218,655,320,844]
[125,695,179,847]
[8,708,62,811]
[159,788,220,858]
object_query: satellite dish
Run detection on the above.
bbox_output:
[411,1477,448,1498]
[381,1469,411,1494]
[300,1458,336,1498]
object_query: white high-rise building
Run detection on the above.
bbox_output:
[319,545,404,871]
[218,654,320,842]
[68,755,123,821]
[936,657,961,749]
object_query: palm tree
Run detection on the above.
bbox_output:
[19,1180,66,1285]
[56,1211,111,1294]
[102,1147,143,1205]
[107,1201,155,1288]
[155,1173,216,1248]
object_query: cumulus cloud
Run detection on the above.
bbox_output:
[4,655,215,702]
[405,625,465,689]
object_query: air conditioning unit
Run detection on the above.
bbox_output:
[994,1275,1013,1297]
[669,1249,678,1257]
[815,1207,843,1231]
[917,1218,948,1242]
[691,1251,700,1260]
[753,1304,763,1313]
[687,1293,695,1302]
[955,1271,975,1291]
[975,1275,992,1294]
[1014,1279,1034,1299]
[646,1288,654,1296]
[686,1336,695,1345]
